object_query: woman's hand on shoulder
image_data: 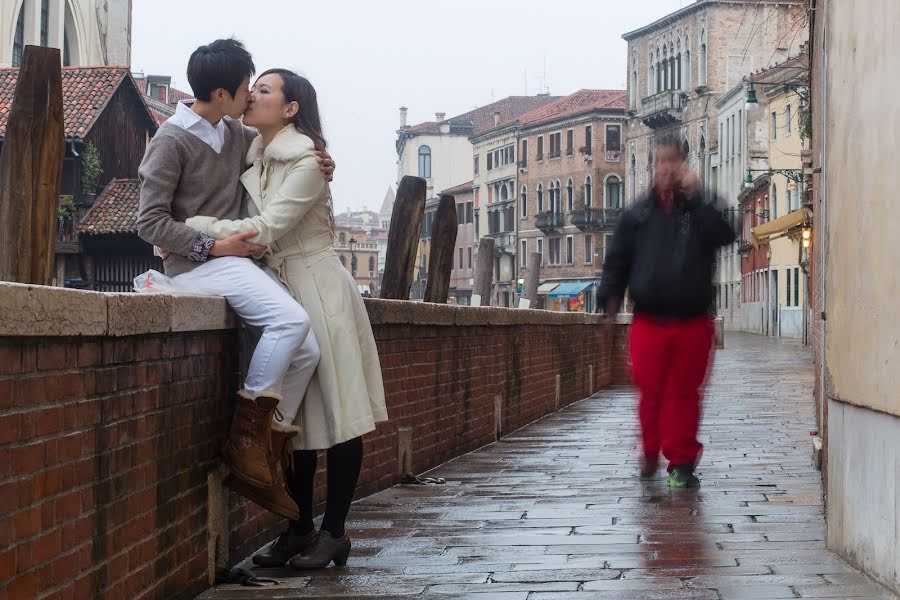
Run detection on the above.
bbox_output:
[315,150,335,182]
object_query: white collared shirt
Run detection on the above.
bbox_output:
[167,101,226,153]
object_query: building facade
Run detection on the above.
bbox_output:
[808,0,900,594]
[333,225,380,296]
[516,89,627,312]
[471,119,519,307]
[622,0,808,329]
[1,0,131,68]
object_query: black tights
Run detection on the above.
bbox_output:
[287,436,363,538]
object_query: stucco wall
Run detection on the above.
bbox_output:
[823,1,900,418]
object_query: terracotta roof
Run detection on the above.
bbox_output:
[405,95,560,136]
[441,180,475,195]
[519,89,627,128]
[80,179,140,235]
[0,66,154,139]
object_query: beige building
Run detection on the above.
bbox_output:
[470,118,519,307]
[809,1,899,594]
[1,0,131,67]
[622,0,808,329]
[517,89,627,312]
[333,225,379,296]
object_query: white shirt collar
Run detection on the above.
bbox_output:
[168,101,226,153]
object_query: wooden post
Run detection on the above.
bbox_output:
[519,251,541,308]
[0,46,65,285]
[381,176,426,300]
[423,194,457,304]
[472,237,495,306]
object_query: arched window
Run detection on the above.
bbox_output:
[662,46,669,90]
[669,43,676,90]
[683,139,690,160]
[339,231,346,244]
[699,136,706,185]
[340,255,347,268]
[520,185,528,218]
[685,37,691,90]
[12,5,25,67]
[630,54,638,109]
[351,255,358,277]
[676,40,683,90]
[418,145,432,178]
[537,183,544,212]
[629,154,637,201]
[566,178,574,211]
[699,30,708,87]
[554,180,562,213]
[648,149,654,185]
[368,256,376,273]
[584,175,593,207]
[499,182,509,202]
[605,175,622,210]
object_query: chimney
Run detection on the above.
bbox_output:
[435,112,446,121]
[493,111,501,126]
[399,106,408,129]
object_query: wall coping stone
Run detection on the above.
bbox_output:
[0,281,631,337]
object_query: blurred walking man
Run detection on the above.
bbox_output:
[597,135,735,488]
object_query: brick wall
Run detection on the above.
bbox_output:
[0,284,631,600]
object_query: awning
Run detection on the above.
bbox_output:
[751,209,809,247]
[537,282,559,295]
[548,281,593,298]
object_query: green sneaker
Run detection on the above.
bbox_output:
[666,465,700,488]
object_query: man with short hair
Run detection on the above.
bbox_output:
[598,135,734,488]
[137,39,333,518]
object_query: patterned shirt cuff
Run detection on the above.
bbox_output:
[188,232,216,262]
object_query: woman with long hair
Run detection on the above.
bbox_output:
[185,69,387,569]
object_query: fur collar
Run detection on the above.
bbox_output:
[246,125,316,166]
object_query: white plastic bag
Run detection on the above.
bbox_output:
[133,269,179,293]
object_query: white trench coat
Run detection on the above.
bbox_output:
[187,125,388,450]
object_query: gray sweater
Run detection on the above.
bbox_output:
[137,118,256,277]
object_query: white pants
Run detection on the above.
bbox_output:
[172,256,319,424]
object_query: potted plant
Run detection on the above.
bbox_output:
[79,142,103,204]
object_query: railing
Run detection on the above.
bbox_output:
[639,90,685,127]
[535,211,565,232]
[570,207,622,231]
[492,232,516,250]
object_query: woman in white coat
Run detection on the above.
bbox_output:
[185,70,388,569]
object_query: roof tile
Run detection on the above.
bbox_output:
[80,179,141,235]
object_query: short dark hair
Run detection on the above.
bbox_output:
[654,134,686,160]
[186,39,255,101]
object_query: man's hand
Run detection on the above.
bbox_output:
[678,164,700,197]
[602,298,621,324]
[209,231,266,257]
[315,150,335,182]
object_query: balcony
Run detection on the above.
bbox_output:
[55,217,81,254]
[570,207,622,231]
[535,211,565,233]
[488,231,516,254]
[639,90,686,129]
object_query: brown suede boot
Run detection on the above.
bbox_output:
[225,425,300,520]
[223,393,279,488]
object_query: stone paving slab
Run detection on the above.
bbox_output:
[198,334,897,600]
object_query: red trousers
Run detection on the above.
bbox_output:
[629,314,714,469]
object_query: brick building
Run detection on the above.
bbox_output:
[516,89,627,312]
[622,0,808,328]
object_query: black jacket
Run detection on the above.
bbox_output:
[598,190,736,319]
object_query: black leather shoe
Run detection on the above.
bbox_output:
[252,528,318,567]
[288,530,351,569]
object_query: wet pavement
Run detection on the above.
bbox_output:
[199,333,897,599]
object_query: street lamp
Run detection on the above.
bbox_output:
[349,237,358,279]
[744,75,810,111]
[802,226,811,248]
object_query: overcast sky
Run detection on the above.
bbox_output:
[132,0,689,214]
